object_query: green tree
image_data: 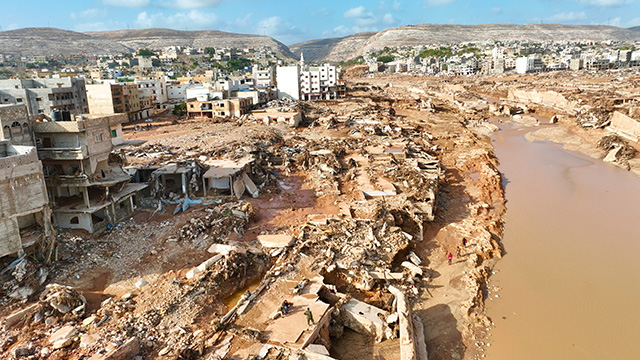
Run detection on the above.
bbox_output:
[204,47,216,56]
[376,55,395,63]
[137,49,155,56]
[172,102,187,116]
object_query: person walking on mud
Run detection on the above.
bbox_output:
[447,252,453,265]
[456,246,461,258]
[304,308,314,325]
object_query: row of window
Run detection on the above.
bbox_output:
[2,121,30,142]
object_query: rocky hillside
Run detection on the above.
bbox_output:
[630,26,640,32]
[291,24,640,63]
[0,28,131,56]
[0,27,294,58]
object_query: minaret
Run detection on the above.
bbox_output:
[300,51,305,68]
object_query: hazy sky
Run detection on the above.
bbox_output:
[2,0,640,45]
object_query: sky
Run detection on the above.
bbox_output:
[2,0,640,45]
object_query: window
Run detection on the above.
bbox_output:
[2,126,10,139]
[111,129,117,138]
[35,97,42,102]
[70,216,79,224]
[16,98,23,103]
[95,133,103,142]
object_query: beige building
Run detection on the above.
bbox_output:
[252,108,301,127]
[0,141,53,258]
[33,113,145,233]
[187,97,252,118]
[86,83,151,122]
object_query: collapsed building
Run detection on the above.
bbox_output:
[0,104,54,259]
[32,113,146,233]
[0,140,53,258]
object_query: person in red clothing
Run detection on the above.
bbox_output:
[447,252,453,265]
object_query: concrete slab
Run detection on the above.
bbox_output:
[342,299,392,341]
[257,234,294,248]
[263,296,330,347]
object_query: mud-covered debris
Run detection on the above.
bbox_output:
[40,284,86,316]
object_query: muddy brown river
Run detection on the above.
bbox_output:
[485,124,640,359]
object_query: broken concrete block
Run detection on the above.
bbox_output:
[83,315,98,326]
[401,261,423,278]
[186,254,224,279]
[4,303,39,330]
[257,234,294,248]
[52,338,73,349]
[81,333,99,347]
[603,145,622,162]
[389,286,418,360]
[305,344,330,356]
[307,214,329,226]
[342,299,393,342]
[207,243,244,255]
[135,279,148,289]
[49,325,77,344]
[408,252,422,266]
[368,271,404,280]
[101,337,140,360]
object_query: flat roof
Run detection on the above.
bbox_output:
[203,157,254,179]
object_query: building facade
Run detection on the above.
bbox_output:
[0,139,53,258]
[33,113,145,233]
[0,77,89,116]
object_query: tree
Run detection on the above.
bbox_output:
[204,47,216,56]
[376,55,395,63]
[172,102,187,116]
[137,49,155,57]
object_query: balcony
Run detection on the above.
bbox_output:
[37,146,88,160]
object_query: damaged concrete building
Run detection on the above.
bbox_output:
[32,113,146,233]
[1,104,34,147]
[0,104,54,258]
[0,140,53,258]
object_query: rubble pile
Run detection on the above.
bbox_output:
[1,257,45,302]
[597,134,638,167]
[576,107,611,128]
[177,202,255,249]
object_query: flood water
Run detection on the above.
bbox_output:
[485,124,640,359]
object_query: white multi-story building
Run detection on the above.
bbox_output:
[252,67,276,88]
[167,84,191,102]
[276,65,300,100]
[135,77,168,104]
[515,56,545,74]
[299,63,338,101]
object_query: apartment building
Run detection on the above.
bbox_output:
[515,56,545,74]
[135,77,168,105]
[252,67,276,88]
[186,97,252,118]
[86,83,151,122]
[0,77,89,116]
[300,64,338,101]
[33,113,146,233]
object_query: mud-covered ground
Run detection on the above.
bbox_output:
[1,77,512,360]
